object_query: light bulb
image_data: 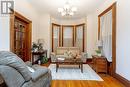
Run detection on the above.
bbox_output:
[61,12,66,16]
[58,8,63,12]
[72,7,77,12]
[69,12,74,16]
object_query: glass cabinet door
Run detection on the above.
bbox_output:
[14,19,27,60]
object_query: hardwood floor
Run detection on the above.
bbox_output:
[51,74,125,87]
[42,61,125,87]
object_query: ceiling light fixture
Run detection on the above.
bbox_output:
[58,1,77,16]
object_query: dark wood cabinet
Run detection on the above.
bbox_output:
[92,55,107,74]
[32,50,47,64]
[10,12,32,62]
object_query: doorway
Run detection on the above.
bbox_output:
[98,3,116,75]
[10,12,32,62]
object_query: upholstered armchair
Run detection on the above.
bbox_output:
[0,51,52,87]
[51,47,88,63]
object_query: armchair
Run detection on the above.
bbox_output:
[0,51,52,87]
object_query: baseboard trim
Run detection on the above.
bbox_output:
[114,73,130,86]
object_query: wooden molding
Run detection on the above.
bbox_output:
[98,2,116,76]
[114,73,130,86]
[10,11,32,61]
[51,23,61,52]
[51,23,85,52]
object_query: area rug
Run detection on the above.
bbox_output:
[48,64,103,81]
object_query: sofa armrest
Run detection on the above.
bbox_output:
[25,61,32,67]
[51,52,55,56]
[31,66,48,82]
[81,52,88,59]
[51,52,56,62]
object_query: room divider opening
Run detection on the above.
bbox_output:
[52,23,85,52]
[10,11,32,62]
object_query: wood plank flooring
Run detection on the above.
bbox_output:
[51,74,125,87]
[42,62,125,87]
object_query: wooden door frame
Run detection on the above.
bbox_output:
[75,23,85,52]
[10,11,32,61]
[52,23,61,52]
[62,25,74,47]
[98,2,116,75]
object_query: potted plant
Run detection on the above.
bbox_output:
[95,49,102,56]
[32,42,38,52]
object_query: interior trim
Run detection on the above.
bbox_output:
[98,2,116,76]
[10,11,32,61]
[114,73,130,86]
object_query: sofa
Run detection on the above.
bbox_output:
[0,51,52,87]
[51,47,87,63]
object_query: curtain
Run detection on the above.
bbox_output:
[100,10,112,62]
[63,27,73,47]
[53,26,60,51]
[75,26,83,52]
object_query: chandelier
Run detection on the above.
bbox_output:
[58,1,77,16]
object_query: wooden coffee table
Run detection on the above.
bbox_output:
[56,58,83,73]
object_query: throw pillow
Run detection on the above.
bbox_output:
[64,51,73,58]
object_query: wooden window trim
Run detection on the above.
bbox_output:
[51,23,85,52]
[52,23,61,52]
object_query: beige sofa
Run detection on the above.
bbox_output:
[51,47,87,63]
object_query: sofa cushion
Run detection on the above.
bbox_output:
[64,51,73,58]
[69,47,80,55]
[56,55,66,58]
[31,65,48,82]
[56,47,68,55]
[0,65,25,87]
[0,51,31,81]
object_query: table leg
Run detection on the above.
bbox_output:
[79,64,80,68]
[56,63,58,72]
[81,63,83,73]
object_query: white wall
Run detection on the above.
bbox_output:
[88,0,130,80]
[0,0,39,51]
[38,14,51,57]
[0,16,10,50]
[86,13,98,58]
[15,0,39,42]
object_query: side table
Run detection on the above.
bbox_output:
[92,55,107,74]
[32,50,47,64]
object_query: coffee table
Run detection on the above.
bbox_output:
[56,58,83,73]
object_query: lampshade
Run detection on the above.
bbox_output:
[38,39,44,44]
[96,40,102,47]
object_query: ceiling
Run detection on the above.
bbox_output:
[27,0,106,19]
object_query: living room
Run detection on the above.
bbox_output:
[0,0,130,87]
